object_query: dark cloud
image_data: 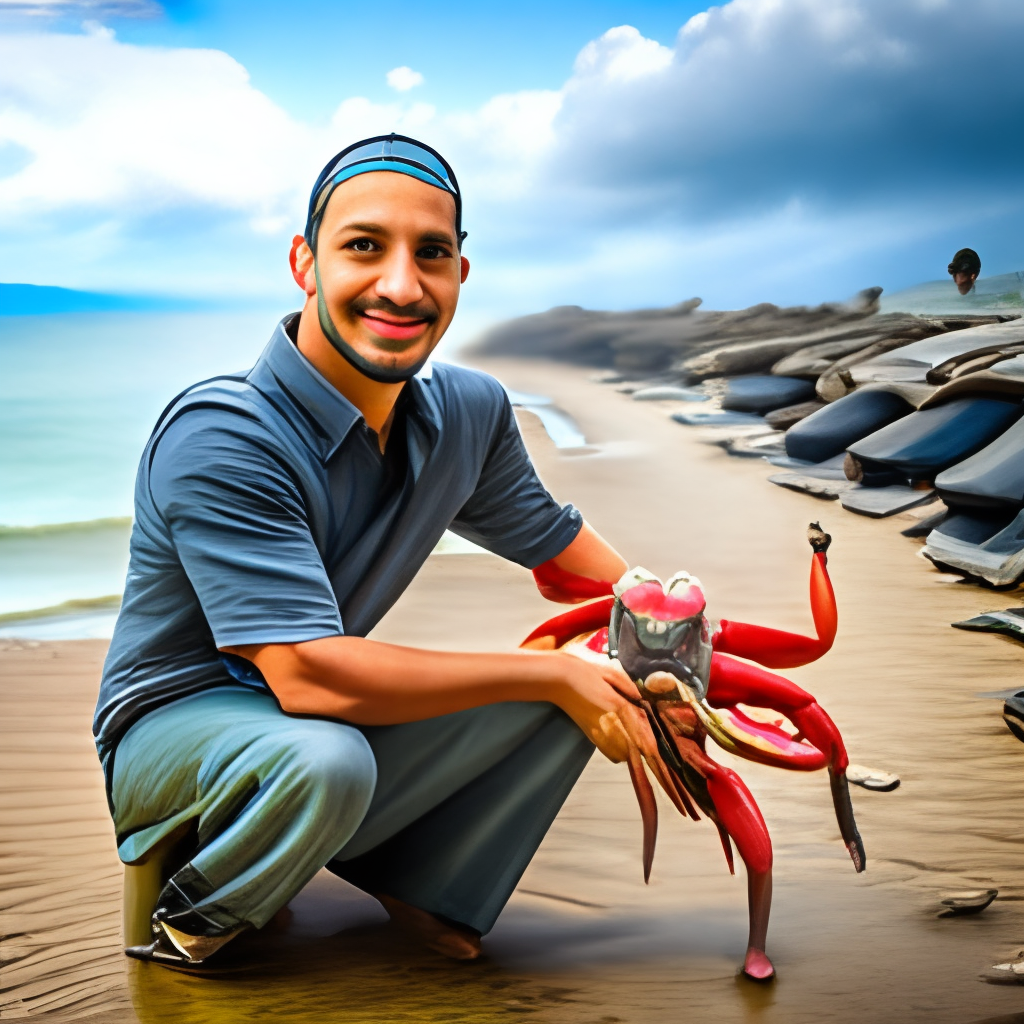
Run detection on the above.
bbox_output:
[540,1,1024,226]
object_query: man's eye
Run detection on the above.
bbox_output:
[346,238,379,253]
[418,245,451,260]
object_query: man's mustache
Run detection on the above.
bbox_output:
[349,297,439,324]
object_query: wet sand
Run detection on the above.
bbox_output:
[5,359,1024,1023]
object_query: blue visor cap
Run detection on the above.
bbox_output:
[305,134,465,248]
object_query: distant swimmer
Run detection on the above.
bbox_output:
[948,247,981,295]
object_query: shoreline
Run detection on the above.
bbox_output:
[4,359,1024,1022]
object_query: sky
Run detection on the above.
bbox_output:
[1,0,1022,332]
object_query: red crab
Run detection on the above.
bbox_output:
[523,523,863,981]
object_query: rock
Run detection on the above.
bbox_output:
[768,474,856,500]
[935,414,1024,510]
[846,764,900,792]
[765,400,826,430]
[785,389,914,464]
[923,508,1024,586]
[847,396,1023,483]
[835,319,1024,399]
[720,375,817,414]
[1003,692,1024,742]
[631,385,709,402]
[771,334,891,378]
[727,433,788,458]
[840,485,938,518]
[952,608,1024,644]
[900,506,948,537]
[671,410,766,428]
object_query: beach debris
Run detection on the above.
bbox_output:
[846,764,900,792]
[937,889,998,917]
[631,385,709,402]
[769,474,855,501]
[846,396,1022,485]
[988,954,1024,982]
[920,353,1024,407]
[925,344,1024,386]
[840,485,938,519]
[765,400,826,431]
[1002,692,1024,742]
[785,389,913,464]
[720,375,816,415]
[671,410,766,428]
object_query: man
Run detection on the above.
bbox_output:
[948,247,981,295]
[94,135,652,971]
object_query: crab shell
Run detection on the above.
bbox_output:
[609,569,714,702]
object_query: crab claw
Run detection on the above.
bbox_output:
[807,521,831,554]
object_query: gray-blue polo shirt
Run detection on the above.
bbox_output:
[94,316,582,778]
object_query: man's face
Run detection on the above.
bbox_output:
[296,171,469,377]
[953,270,977,295]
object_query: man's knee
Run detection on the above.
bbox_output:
[265,719,377,817]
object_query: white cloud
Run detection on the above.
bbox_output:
[385,66,424,92]
[2,1,1024,312]
[573,25,673,82]
[0,0,160,14]
[0,28,313,227]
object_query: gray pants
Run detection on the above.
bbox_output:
[110,686,593,936]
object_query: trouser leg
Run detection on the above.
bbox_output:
[331,701,594,935]
[111,687,376,933]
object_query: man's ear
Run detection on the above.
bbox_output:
[460,255,470,284]
[289,235,316,295]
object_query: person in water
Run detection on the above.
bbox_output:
[94,135,646,970]
[948,247,981,295]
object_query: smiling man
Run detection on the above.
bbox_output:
[94,135,648,972]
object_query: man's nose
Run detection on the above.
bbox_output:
[374,247,424,308]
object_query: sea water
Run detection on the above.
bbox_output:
[0,309,583,638]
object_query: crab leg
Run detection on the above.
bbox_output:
[713,524,837,669]
[661,731,776,980]
[706,654,865,872]
[599,700,696,882]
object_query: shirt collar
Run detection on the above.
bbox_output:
[249,315,440,463]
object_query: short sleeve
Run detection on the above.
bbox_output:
[148,414,343,648]
[450,396,582,567]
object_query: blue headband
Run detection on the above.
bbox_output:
[305,133,465,249]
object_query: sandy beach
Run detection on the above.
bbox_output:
[4,358,1024,1024]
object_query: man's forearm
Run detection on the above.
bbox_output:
[229,636,576,725]
[533,521,628,603]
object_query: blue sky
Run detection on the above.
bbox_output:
[1,0,1022,335]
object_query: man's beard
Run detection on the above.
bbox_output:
[314,260,440,384]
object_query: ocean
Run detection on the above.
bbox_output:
[0,309,582,639]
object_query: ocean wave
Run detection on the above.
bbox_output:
[0,594,122,624]
[0,516,132,539]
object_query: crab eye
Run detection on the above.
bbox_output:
[613,566,660,598]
